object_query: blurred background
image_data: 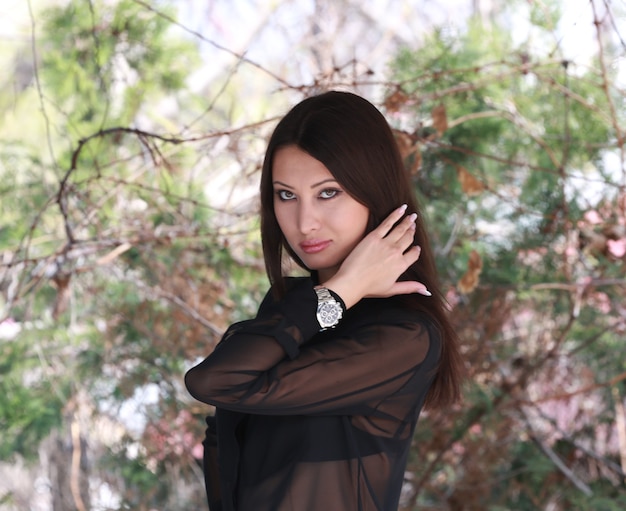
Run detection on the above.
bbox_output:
[1,0,625,509]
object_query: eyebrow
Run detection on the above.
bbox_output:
[273,178,338,189]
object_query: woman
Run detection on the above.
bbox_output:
[185,91,463,511]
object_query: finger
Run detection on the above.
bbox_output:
[387,281,432,296]
[386,212,417,244]
[376,204,408,238]
[397,221,418,252]
[404,244,421,259]
[402,245,422,266]
[386,222,417,255]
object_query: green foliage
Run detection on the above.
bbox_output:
[40,0,199,135]
[1,0,625,508]
[0,329,66,460]
[529,0,562,29]
[0,0,251,507]
[99,444,165,506]
[569,489,626,511]
[388,4,626,510]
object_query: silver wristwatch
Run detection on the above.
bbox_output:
[314,286,343,330]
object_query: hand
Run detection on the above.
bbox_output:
[323,205,431,309]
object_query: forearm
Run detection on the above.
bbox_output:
[185,279,320,405]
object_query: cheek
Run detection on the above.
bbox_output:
[337,205,369,242]
[350,206,371,234]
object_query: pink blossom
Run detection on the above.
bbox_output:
[564,244,577,257]
[451,441,465,456]
[469,424,482,435]
[583,210,603,225]
[607,238,626,258]
[192,443,204,460]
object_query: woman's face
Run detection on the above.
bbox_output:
[272,145,370,283]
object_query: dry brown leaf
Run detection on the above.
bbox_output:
[394,130,422,175]
[407,148,422,175]
[384,89,409,113]
[458,250,483,294]
[431,104,448,136]
[51,273,72,319]
[457,166,485,196]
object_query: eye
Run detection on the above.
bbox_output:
[276,189,296,201]
[319,188,341,199]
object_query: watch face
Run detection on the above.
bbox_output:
[319,302,340,327]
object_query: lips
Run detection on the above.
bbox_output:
[299,239,332,254]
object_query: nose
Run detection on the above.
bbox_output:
[296,200,321,235]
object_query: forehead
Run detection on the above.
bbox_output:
[272,146,335,185]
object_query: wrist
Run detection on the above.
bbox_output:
[320,275,363,310]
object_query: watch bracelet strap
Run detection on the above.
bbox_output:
[314,285,346,312]
[328,289,346,311]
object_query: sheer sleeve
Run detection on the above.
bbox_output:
[184,278,437,416]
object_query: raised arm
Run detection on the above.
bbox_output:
[184,279,439,416]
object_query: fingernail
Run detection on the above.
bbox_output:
[399,204,408,213]
[409,213,417,222]
[418,288,432,296]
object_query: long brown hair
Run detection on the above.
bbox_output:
[260,91,462,408]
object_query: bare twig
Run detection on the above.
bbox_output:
[130,0,295,90]
[519,408,593,496]
[529,432,593,496]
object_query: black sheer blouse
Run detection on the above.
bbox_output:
[185,277,441,511]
